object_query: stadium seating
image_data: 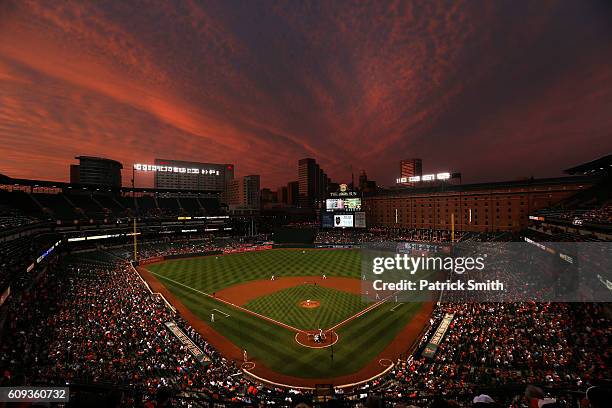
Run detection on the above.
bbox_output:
[198,197,221,215]
[95,193,128,216]
[532,178,612,226]
[135,195,159,216]
[1,236,609,407]
[0,188,227,223]
[34,192,79,220]
[157,196,181,215]
[178,196,202,215]
[0,233,61,290]
[0,190,45,217]
[67,193,106,219]
[0,180,610,407]
[0,215,37,230]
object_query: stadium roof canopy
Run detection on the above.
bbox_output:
[0,174,222,194]
[564,154,612,175]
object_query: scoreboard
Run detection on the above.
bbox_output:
[326,197,362,211]
[321,197,366,228]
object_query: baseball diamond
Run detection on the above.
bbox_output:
[141,248,433,387]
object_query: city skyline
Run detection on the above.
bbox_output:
[1,0,612,189]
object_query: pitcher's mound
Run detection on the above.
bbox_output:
[299,299,321,309]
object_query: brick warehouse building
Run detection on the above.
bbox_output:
[363,176,597,232]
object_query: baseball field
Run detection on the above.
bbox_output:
[139,249,432,387]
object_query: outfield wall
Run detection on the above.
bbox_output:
[137,250,223,265]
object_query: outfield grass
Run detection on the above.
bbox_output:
[147,249,424,380]
[244,284,365,330]
[147,249,360,293]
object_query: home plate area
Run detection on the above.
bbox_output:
[295,330,339,348]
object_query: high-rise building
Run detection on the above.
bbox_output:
[287,181,299,206]
[71,156,123,187]
[69,164,80,184]
[277,186,288,204]
[319,168,328,199]
[298,158,317,207]
[227,175,260,210]
[359,170,377,193]
[150,159,234,194]
[399,158,423,187]
[298,158,329,208]
[260,188,276,205]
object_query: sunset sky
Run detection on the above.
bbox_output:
[1,0,611,189]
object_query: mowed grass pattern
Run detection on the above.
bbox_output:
[147,249,360,293]
[147,249,424,379]
[244,284,364,330]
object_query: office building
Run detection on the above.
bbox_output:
[151,158,234,193]
[70,156,123,187]
[287,181,299,206]
[227,175,260,210]
[399,158,423,187]
[365,177,590,232]
[298,158,328,208]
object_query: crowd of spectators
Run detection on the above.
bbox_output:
[105,235,270,261]
[386,302,610,395]
[0,230,609,407]
[314,228,517,246]
[534,202,612,226]
[580,203,612,225]
[0,257,302,406]
[314,228,470,245]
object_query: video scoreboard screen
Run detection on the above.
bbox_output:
[326,198,361,211]
[322,194,365,229]
[354,211,366,228]
[334,214,353,228]
[321,213,334,228]
[326,198,344,210]
[321,211,366,228]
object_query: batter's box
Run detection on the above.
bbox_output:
[211,308,230,318]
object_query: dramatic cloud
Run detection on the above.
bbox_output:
[1,0,611,188]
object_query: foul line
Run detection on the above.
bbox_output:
[146,270,304,333]
[326,291,400,332]
[145,269,401,339]
[390,303,404,312]
[132,264,176,313]
[212,308,230,318]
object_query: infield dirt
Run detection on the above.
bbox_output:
[138,265,433,388]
